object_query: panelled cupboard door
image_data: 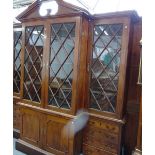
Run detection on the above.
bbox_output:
[20,108,42,147]
[20,21,47,107]
[88,17,131,119]
[13,98,21,130]
[44,17,81,115]
[42,115,70,155]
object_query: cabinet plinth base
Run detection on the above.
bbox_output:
[13,128,20,139]
[16,139,54,155]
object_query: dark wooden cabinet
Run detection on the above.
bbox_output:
[123,18,142,155]
[133,39,142,155]
[133,92,142,155]
[14,0,142,154]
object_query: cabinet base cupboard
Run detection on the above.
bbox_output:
[14,0,142,154]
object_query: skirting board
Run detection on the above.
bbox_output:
[16,139,54,155]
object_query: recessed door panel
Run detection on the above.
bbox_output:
[44,116,69,154]
[21,109,40,146]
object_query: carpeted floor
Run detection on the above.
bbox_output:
[13,139,26,155]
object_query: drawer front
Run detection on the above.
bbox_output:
[88,119,119,134]
[83,119,121,154]
[84,127,119,144]
[83,144,117,155]
[84,134,117,154]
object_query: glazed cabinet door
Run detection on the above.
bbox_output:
[44,17,81,115]
[13,27,22,96]
[88,17,131,119]
[20,22,46,106]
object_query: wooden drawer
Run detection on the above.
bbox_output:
[83,119,121,154]
[83,143,117,155]
[83,135,117,154]
[88,119,119,134]
[84,127,119,144]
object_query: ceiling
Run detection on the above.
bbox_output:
[13,0,142,16]
[13,0,34,8]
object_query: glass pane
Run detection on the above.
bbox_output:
[13,30,22,93]
[48,23,75,109]
[89,24,123,113]
[23,25,44,103]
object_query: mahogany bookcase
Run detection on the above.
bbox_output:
[13,0,142,154]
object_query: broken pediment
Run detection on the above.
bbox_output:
[16,0,90,22]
